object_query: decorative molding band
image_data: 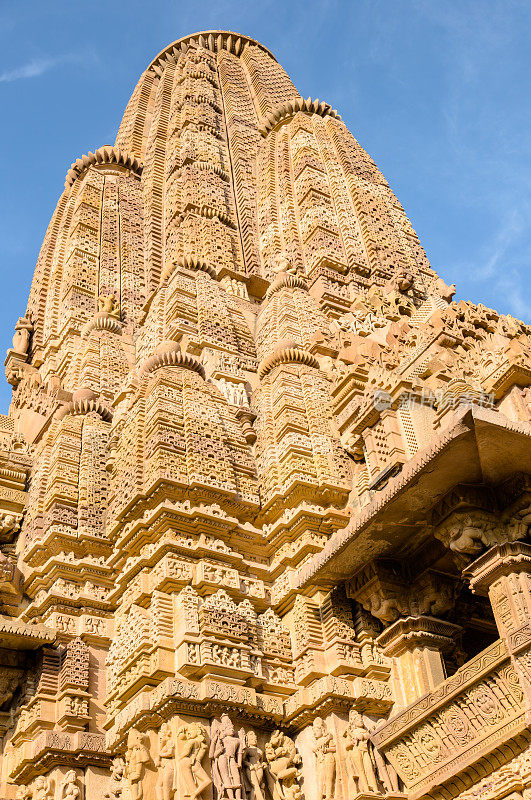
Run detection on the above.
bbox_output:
[82,312,123,338]
[56,394,113,423]
[161,257,217,284]
[64,146,142,190]
[147,30,278,75]
[139,346,205,379]
[258,97,341,137]
[258,346,319,379]
[265,272,308,299]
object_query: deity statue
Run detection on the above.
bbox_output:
[105,757,126,799]
[271,253,295,276]
[11,317,32,356]
[33,776,53,800]
[98,294,120,318]
[265,730,302,800]
[209,714,245,800]
[242,730,266,800]
[60,770,80,800]
[311,717,336,800]
[156,722,176,800]
[15,786,31,800]
[343,712,378,794]
[176,721,212,800]
[125,728,150,800]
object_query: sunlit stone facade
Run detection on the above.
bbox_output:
[1,29,531,800]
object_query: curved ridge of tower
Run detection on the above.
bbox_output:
[2,28,531,800]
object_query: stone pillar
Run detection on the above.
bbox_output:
[376,616,462,708]
[465,541,531,712]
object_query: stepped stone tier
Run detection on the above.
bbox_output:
[2,27,531,800]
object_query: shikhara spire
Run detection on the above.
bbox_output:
[1,29,531,800]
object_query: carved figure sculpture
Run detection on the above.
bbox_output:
[105,757,126,799]
[176,721,212,800]
[125,728,150,800]
[15,786,31,800]
[271,253,297,276]
[265,730,302,800]
[311,717,336,800]
[11,317,32,355]
[33,776,53,800]
[98,294,120,317]
[343,712,378,794]
[242,730,266,800]
[60,770,80,800]
[156,722,176,800]
[210,714,245,800]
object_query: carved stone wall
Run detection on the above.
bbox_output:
[1,26,531,800]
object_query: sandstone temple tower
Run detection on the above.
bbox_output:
[1,29,531,800]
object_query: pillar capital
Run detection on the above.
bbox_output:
[462,541,531,649]
[376,615,462,658]
[376,616,462,707]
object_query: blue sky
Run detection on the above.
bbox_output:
[1,0,530,411]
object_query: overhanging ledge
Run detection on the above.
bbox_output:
[295,406,531,589]
[0,615,56,650]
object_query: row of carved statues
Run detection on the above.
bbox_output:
[99,711,399,800]
[13,712,398,799]
[16,771,80,800]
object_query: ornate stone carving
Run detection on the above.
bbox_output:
[60,770,80,799]
[125,729,150,800]
[33,776,53,800]
[265,730,302,800]
[105,757,125,799]
[343,711,378,795]
[210,714,245,800]
[242,730,266,800]
[433,510,527,565]
[98,294,120,318]
[311,717,336,800]
[156,722,175,800]
[3,24,531,800]
[176,721,212,800]
[11,317,33,356]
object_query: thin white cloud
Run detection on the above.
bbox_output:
[0,57,58,83]
[0,52,97,83]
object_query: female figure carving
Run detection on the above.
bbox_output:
[156,722,176,800]
[242,730,266,800]
[125,728,150,800]
[343,712,378,795]
[176,721,212,800]
[311,717,336,800]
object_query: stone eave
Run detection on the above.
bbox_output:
[0,615,56,649]
[296,406,531,588]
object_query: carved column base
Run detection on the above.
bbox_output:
[377,615,462,708]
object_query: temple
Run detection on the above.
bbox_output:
[1,28,531,800]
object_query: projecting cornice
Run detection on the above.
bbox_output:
[64,145,142,190]
[147,30,278,76]
[258,97,341,137]
[294,406,531,590]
